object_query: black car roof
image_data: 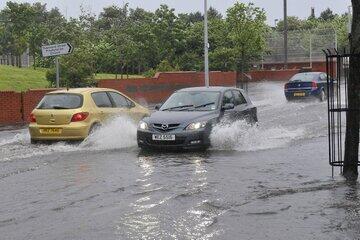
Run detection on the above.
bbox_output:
[294,72,324,75]
[177,86,237,92]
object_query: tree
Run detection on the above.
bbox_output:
[226,3,268,73]
[319,8,337,21]
[26,3,48,69]
[208,7,222,20]
[276,16,305,31]
[188,11,203,23]
[1,2,33,67]
[343,1,360,181]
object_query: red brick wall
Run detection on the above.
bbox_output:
[0,72,236,125]
[22,89,56,123]
[0,91,22,125]
[0,89,56,125]
[248,69,300,82]
[1,68,340,125]
[249,61,337,82]
[261,61,328,72]
[98,71,237,104]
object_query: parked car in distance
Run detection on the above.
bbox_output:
[284,72,329,101]
[137,86,257,150]
[29,88,149,143]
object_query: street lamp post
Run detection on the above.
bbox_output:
[348,5,353,37]
[274,19,279,28]
[283,0,288,69]
[204,0,209,87]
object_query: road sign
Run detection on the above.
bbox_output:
[41,43,73,88]
[41,43,73,57]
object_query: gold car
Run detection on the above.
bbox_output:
[29,88,149,143]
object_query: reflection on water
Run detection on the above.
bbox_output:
[116,151,223,240]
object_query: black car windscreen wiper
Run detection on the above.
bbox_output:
[194,102,215,109]
[162,105,194,111]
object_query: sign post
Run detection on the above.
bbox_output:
[55,57,60,88]
[41,43,73,88]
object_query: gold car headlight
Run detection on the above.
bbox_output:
[185,121,207,131]
[138,121,149,130]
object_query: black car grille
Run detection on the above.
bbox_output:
[153,123,181,132]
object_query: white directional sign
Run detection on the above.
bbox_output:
[41,43,73,57]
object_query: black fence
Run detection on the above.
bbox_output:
[324,49,360,177]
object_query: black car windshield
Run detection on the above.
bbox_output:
[160,91,220,111]
[37,94,83,109]
[289,73,319,82]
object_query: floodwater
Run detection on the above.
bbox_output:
[1,82,359,240]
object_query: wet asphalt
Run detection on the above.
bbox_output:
[0,82,359,240]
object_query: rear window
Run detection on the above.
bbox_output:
[290,73,319,82]
[37,94,83,109]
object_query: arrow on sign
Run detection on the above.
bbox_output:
[41,43,73,57]
[67,43,73,53]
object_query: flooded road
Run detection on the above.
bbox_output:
[1,82,359,240]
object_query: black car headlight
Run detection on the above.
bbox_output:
[185,121,207,131]
[138,121,149,130]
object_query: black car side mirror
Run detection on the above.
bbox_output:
[222,103,235,111]
[154,104,162,110]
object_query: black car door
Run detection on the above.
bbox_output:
[221,90,236,121]
[232,90,249,120]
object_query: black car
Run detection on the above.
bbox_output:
[137,87,257,150]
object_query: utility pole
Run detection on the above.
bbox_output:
[204,0,210,87]
[283,0,288,69]
[343,1,359,181]
[309,33,312,69]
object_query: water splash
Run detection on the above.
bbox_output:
[0,116,138,162]
[210,120,304,152]
[250,82,288,109]
[80,116,138,150]
[0,131,29,147]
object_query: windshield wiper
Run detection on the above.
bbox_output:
[194,102,215,109]
[162,105,194,111]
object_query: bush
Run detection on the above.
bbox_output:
[156,60,179,72]
[143,68,156,78]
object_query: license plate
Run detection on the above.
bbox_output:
[294,92,305,97]
[40,128,62,135]
[152,134,175,141]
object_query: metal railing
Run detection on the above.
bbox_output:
[323,48,360,177]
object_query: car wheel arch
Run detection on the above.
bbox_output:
[88,122,102,135]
